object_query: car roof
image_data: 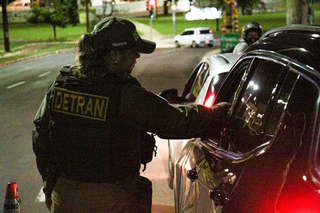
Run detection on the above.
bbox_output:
[245,25,320,71]
[206,53,240,65]
[260,25,320,39]
[184,27,211,31]
[205,53,241,75]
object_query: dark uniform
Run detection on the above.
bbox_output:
[33,68,228,212]
[33,17,229,213]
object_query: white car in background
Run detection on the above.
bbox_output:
[159,52,240,189]
[174,27,215,48]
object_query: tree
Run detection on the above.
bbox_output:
[28,0,79,40]
[68,0,79,25]
[1,0,10,52]
[163,0,169,15]
[286,0,308,25]
[193,0,223,8]
[50,1,71,39]
[237,0,266,15]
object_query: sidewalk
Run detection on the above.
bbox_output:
[133,21,176,48]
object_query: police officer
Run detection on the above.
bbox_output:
[32,17,229,213]
[233,21,263,54]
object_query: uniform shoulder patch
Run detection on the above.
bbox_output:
[51,88,109,121]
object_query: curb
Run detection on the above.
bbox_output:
[0,41,77,58]
[0,48,76,68]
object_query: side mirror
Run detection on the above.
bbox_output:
[158,88,179,103]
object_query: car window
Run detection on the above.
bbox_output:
[202,59,251,142]
[283,71,319,179]
[203,72,228,107]
[200,30,211,34]
[181,62,205,102]
[214,59,251,105]
[182,30,193,36]
[221,58,289,153]
[186,62,210,102]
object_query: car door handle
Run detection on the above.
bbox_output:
[209,172,236,206]
[222,172,236,185]
[210,185,229,206]
[187,166,198,182]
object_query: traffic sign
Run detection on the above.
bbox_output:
[220,33,239,53]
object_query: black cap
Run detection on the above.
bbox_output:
[90,17,156,54]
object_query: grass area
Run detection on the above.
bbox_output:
[0,23,88,41]
[4,11,320,41]
[0,23,86,64]
[132,11,320,38]
[1,10,320,64]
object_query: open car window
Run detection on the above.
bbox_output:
[201,56,320,168]
[205,57,301,155]
[222,58,290,154]
[203,58,252,143]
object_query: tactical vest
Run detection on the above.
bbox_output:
[48,66,144,182]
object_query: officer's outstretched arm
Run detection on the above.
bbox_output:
[120,83,230,139]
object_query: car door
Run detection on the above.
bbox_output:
[179,56,299,212]
[175,58,252,213]
[177,58,252,213]
[180,30,194,45]
[167,60,211,188]
[212,58,297,213]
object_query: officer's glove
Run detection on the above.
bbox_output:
[210,102,231,125]
[201,102,230,139]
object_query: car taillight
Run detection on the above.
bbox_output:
[204,93,215,108]
[209,29,213,34]
[275,179,320,213]
[277,196,320,213]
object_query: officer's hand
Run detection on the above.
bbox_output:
[211,102,231,124]
[201,102,230,139]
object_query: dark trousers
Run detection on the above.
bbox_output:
[48,176,152,213]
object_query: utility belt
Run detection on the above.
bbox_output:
[58,175,118,186]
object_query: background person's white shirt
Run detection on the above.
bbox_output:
[233,40,249,54]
